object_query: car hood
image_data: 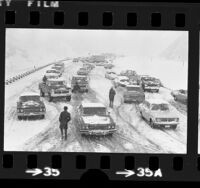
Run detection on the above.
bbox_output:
[151,110,178,119]
[20,100,43,108]
[82,115,111,124]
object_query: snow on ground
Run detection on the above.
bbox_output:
[4,60,74,151]
[4,56,187,153]
[89,59,187,153]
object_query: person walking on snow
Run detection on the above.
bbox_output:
[109,86,116,108]
[59,106,71,140]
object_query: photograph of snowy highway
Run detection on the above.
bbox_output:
[4,29,188,153]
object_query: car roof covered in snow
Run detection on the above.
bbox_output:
[20,92,40,97]
[81,102,106,108]
[145,98,169,105]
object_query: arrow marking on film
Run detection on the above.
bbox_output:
[116,169,135,178]
[25,168,43,176]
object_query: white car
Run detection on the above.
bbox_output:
[113,76,129,87]
[139,99,179,129]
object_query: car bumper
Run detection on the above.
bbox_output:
[80,129,117,135]
[17,112,45,117]
[51,93,71,97]
[154,122,179,128]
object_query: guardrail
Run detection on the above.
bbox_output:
[4,61,63,86]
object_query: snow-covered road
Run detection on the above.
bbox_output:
[4,59,187,153]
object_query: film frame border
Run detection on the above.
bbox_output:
[0,1,199,181]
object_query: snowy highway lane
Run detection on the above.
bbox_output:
[4,61,187,153]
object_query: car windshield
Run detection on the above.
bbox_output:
[151,103,169,111]
[20,95,40,102]
[127,86,141,92]
[83,107,106,116]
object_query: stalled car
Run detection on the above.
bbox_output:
[139,99,179,129]
[77,102,116,136]
[113,76,129,87]
[71,75,89,92]
[39,78,71,102]
[17,92,46,120]
[171,89,187,104]
[123,85,145,103]
[141,76,160,92]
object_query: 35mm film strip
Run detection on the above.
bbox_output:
[0,0,200,181]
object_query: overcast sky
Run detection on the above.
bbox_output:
[6,29,187,58]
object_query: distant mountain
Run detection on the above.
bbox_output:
[159,34,188,62]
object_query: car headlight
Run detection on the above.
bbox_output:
[108,126,111,129]
[20,109,24,113]
[156,118,162,122]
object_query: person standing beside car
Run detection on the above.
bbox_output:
[59,106,71,140]
[109,86,116,108]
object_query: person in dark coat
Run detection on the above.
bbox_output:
[109,87,116,108]
[59,106,71,140]
[43,75,47,83]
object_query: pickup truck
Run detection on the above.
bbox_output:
[71,75,89,93]
[17,92,46,120]
[77,102,116,136]
[39,78,71,102]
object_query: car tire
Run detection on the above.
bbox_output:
[150,120,155,129]
[18,116,23,120]
[40,115,45,119]
[174,96,177,101]
[107,133,113,137]
[172,125,177,130]
[66,96,71,101]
